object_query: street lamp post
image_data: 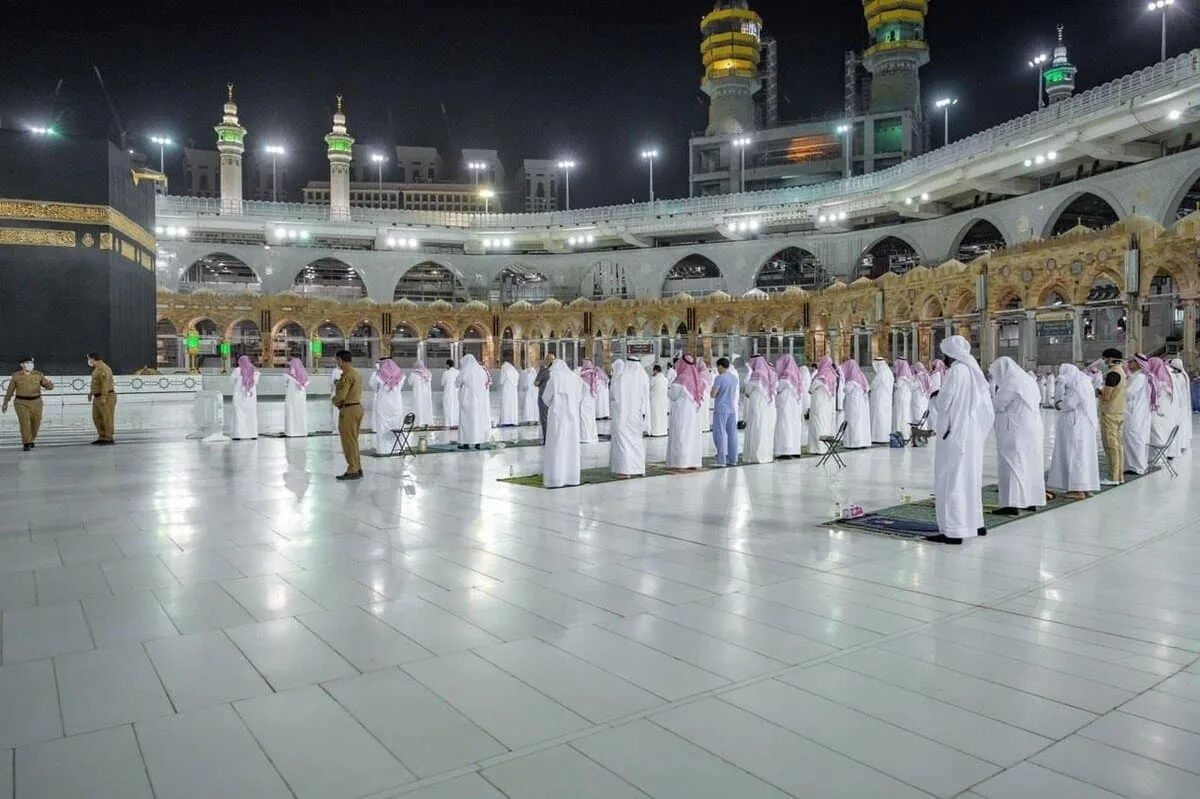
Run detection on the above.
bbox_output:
[264,145,285,202]
[1029,53,1048,109]
[640,149,659,203]
[479,187,495,213]
[468,161,486,185]
[1148,0,1176,62]
[934,98,957,145]
[150,135,173,173]
[556,159,576,210]
[836,124,852,178]
[371,153,386,206]
[731,136,752,193]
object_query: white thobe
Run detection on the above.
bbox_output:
[932,363,992,538]
[519,368,539,423]
[1124,373,1151,475]
[457,369,490,445]
[742,382,776,463]
[542,367,582,488]
[701,374,714,432]
[911,386,930,427]
[498,364,520,426]
[843,382,871,449]
[893,378,914,433]
[441,367,460,428]
[283,375,308,438]
[774,381,805,457]
[1150,393,1175,455]
[808,382,836,453]
[1049,374,1060,405]
[1047,385,1100,493]
[580,392,599,443]
[647,373,669,436]
[666,384,702,468]
[993,386,1046,508]
[410,372,434,427]
[1173,372,1191,452]
[230,372,259,439]
[595,380,610,419]
[369,373,406,453]
[666,367,677,385]
[610,365,649,475]
[1039,376,1051,407]
[868,365,894,443]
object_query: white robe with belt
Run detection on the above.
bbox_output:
[519,368,539,424]
[1172,372,1191,452]
[774,380,805,457]
[283,375,308,438]
[868,363,894,443]
[542,365,582,488]
[647,373,669,436]
[843,382,871,449]
[1047,380,1100,492]
[993,383,1045,508]
[369,372,406,453]
[595,380,610,419]
[441,367,460,428]
[610,365,649,475]
[932,362,993,538]
[666,384,703,468]
[911,384,930,427]
[456,364,491,445]
[742,381,776,464]
[410,372,434,427]
[1124,372,1151,475]
[580,389,599,443]
[230,372,259,440]
[808,381,836,453]
[498,364,520,426]
[893,378,914,433]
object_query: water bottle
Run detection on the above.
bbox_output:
[834,500,843,519]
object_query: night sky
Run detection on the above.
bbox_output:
[2,0,1197,207]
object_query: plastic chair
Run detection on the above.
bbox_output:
[1147,425,1179,477]
[816,421,848,469]
[390,413,417,456]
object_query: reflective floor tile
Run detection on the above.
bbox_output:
[482,745,649,799]
[225,617,356,690]
[279,568,385,609]
[81,591,178,647]
[971,761,1125,799]
[136,705,291,799]
[477,581,623,627]
[0,541,60,574]
[421,588,567,641]
[367,598,502,655]
[649,602,838,665]
[1078,711,1200,774]
[100,556,180,594]
[219,574,325,621]
[145,630,271,712]
[54,536,123,567]
[2,601,92,663]
[0,660,61,749]
[386,774,507,799]
[15,726,152,799]
[600,614,786,682]
[1032,736,1200,798]
[54,644,173,735]
[153,582,256,634]
[33,564,111,605]
[0,573,35,612]
[158,549,245,584]
[297,606,432,670]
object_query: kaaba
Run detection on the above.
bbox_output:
[0,130,158,374]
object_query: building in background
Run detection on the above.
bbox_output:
[390,146,443,184]
[181,147,219,198]
[301,180,489,213]
[246,154,290,202]
[518,159,560,212]
[459,148,503,188]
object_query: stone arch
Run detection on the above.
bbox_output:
[950,218,1008,263]
[495,264,557,304]
[1160,164,1200,226]
[948,289,976,316]
[155,318,180,369]
[271,321,307,366]
[293,258,368,301]
[1038,283,1072,307]
[661,254,726,297]
[1042,190,1123,238]
[394,261,469,303]
[179,253,263,294]
[858,235,921,278]
[992,288,1024,311]
[754,247,828,292]
[349,321,381,363]
[583,259,633,301]
[226,319,263,362]
[919,295,944,321]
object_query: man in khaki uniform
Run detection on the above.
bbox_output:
[1097,347,1126,485]
[3,356,54,450]
[332,350,364,480]
[88,352,117,444]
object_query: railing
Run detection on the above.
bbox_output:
[158,51,1200,234]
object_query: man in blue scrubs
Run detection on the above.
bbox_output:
[711,357,740,466]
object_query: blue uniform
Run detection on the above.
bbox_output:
[712,371,739,465]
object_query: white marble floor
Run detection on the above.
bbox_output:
[0,413,1198,799]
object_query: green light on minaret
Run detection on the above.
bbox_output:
[1044,67,1070,85]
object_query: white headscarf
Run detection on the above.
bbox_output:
[1058,363,1099,428]
[940,335,994,424]
[988,355,1041,411]
[460,353,491,389]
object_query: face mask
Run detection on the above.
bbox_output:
[21,362,33,372]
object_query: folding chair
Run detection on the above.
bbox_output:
[909,410,933,447]
[1147,425,1179,477]
[816,421,848,469]
[389,413,417,456]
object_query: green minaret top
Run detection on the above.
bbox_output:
[214,83,246,153]
[325,95,354,162]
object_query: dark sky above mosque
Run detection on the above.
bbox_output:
[1,0,1194,206]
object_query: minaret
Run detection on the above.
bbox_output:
[861,0,930,114]
[214,83,246,215]
[700,0,763,136]
[1044,25,1077,105]
[325,95,354,222]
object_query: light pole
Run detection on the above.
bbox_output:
[731,136,752,193]
[149,135,173,173]
[264,145,285,202]
[479,187,495,213]
[556,159,576,210]
[468,161,486,185]
[1148,0,1176,62]
[934,98,957,145]
[836,123,852,177]
[371,153,386,205]
[640,149,659,202]
[1029,53,1048,109]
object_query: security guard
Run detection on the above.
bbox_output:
[88,352,117,445]
[331,349,364,480]
[2,356,54,450]
[1098,347,1127,485]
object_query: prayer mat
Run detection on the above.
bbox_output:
[260,431,337,438]
[366,437,544,457]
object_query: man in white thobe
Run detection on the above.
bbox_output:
[456,354,491,449]
[542,360,583,488]
[1124,357,1151,475]
[519,365,539,424]
[441,360,460,428]
[647,364,669,437]
[868,357,894,443]
[610,358,649,477]
[1169,358,1191,453]
[1046,364,1101,498]
[927,336,994,545]
[498,360,520,426]
[988,356,1046,513]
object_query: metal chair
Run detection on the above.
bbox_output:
[909,410,933,447]
[1147,425,1179,477]
[390,413,417,456]
[816,421,848,469]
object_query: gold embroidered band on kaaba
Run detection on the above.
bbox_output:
[0,199,156,270]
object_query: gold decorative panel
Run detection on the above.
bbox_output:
[0,228,75,247]
[0,199,155,251]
